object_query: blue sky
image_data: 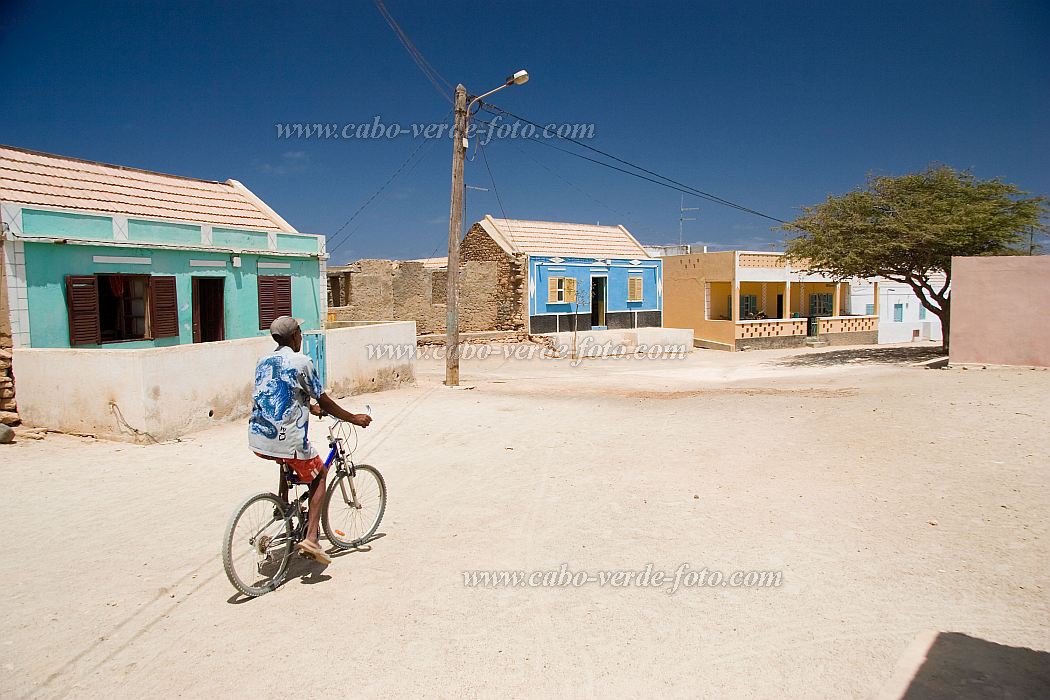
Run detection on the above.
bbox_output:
[2,0,1047,264]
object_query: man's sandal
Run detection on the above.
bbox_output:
[296,540,332,565]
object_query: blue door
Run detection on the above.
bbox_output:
[301,331,327,391]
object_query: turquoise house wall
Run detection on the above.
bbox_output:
[22,210,112,239]
[22,242,322,349]
[127,219,201,244]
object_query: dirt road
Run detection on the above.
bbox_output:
[2,344,1047,697]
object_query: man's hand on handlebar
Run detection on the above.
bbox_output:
[313,393,371,429]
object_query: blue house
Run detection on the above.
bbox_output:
[462,216,662,334]
[1,145,326,350]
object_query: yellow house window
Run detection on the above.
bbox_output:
[627,275,644,302]
[547,276,576,304]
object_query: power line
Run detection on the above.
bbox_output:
[507,138,655,234]
[326,126,444,257]
[373,0,453,103]
[480,103,787,224]
[477,140,509,222]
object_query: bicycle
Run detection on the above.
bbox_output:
[222,409,387,598]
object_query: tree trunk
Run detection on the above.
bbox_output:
[936,299,950,354]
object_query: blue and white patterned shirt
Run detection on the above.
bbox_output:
[248,345,324,459]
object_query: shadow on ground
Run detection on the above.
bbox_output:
[775,346,943,368]
[900,632,1050,699]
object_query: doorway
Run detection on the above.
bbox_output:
[192,277,225,343]
[590,276,607,329]
[776,294,784,319]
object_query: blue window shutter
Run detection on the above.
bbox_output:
[893,304,904,322]
[865,303,875,316]
[919,306,926,320]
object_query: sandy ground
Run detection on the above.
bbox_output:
[1,342,1048,698]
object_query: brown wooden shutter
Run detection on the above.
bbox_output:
[191,277,201,343]
[564,277,577,303]
[65,275,101,346]
[547,276,559,303]
[258,275,292,329]
[150,276,179,338]
[628,276,643,302]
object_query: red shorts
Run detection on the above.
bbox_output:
[255,452,326,484]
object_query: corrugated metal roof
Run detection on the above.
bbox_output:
[0,144,296,232]
[479,216,650,258]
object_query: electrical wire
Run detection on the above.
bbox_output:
[373,0,453,103]
[325,107,453,257]
[477,140,510,222]
[480,103,787,224]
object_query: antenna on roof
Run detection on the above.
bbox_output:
[679,195,700,246]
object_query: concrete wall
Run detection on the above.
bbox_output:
[663,252,737,345]
[12,321,415,442]
[950,256,1050,367]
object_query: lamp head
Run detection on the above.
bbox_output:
[507,69,529,86]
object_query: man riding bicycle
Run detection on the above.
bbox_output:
[249,316,371,565]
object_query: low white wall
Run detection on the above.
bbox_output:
[13,321,415,442]
[327,321,416,397]
[548,327,694,358]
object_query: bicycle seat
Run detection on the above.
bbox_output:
[278,462,309,486]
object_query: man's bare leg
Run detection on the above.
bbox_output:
[305,472,327,547]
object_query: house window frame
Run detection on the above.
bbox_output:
[740,294,759,318]
[809,293,833,317]
[97,273,153,343]
[627,274,644,302]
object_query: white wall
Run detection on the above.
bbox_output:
[850,277,943,344]
[548,327,694,358]
[13,321,416,442]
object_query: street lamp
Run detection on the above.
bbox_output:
[445,70,529,387]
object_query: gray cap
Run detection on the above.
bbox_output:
[270,315,304,339]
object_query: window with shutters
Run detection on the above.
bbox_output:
[258,275,293,329]
[808,293,833,317]
[546,276,576,304]
[97,274,150,342]
[740,294,758,318]
[65,274,178,344]
[627,275,645,302]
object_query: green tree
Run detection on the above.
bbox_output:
[781,165,1047,351]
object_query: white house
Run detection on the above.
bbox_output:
[849,275,944,344]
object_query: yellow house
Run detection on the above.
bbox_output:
[663,251,879,351]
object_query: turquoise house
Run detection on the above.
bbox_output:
[1,145,326,349]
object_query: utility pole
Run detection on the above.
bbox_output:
[445,84,467,386]
[443,70,528,387]
[679,195,699,247]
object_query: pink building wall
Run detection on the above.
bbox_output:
[950,255,1050,367]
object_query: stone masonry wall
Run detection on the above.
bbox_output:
[0,242,18,425]
[460,222,527,331]
[329,257,500,334]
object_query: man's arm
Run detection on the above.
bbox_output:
[314,393,371,428]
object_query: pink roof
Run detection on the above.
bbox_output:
[479,216,650,258]
[0,145,295,232]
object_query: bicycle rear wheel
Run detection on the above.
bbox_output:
[323,465,386,549]
[223,492,294,597]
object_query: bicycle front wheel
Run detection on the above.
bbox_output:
[323,465,387,549]
[222,492,294,597]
